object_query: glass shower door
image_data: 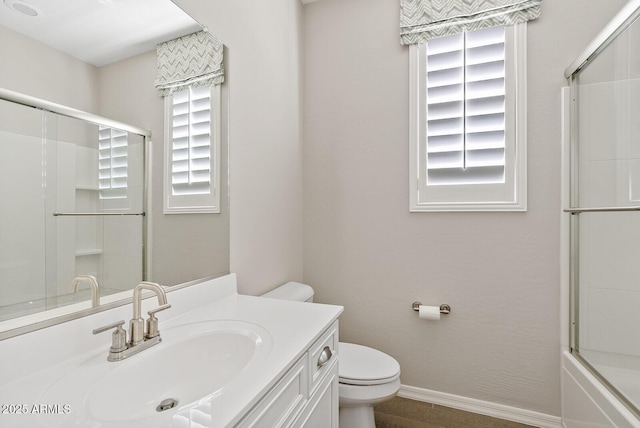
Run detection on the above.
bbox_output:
[48,112,145,303]
[0,97,145,322]
[0,99,50,320]
[569,11,640,415]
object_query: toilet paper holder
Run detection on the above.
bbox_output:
[412,302,451,314]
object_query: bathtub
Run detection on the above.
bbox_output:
[562,351,640,428]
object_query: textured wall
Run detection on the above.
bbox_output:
[302,0,627,416]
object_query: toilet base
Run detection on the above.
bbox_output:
[338,378,400,427]
[339,405,376,428]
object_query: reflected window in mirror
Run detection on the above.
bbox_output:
[164,84,221,214]
[98,126,128,200]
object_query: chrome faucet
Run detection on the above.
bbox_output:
[71,275,100,308]
[92,282,171,362]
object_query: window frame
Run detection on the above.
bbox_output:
[409,23,527,212]
[163,84,221,214]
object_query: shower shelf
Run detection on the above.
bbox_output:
[75,249,103,257]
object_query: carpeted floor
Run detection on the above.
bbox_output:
[373,397,537,428]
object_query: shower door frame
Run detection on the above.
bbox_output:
[563,0,640,421]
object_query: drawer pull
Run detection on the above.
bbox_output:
[317,346,333,367]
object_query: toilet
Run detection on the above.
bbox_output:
[262,282,401,428]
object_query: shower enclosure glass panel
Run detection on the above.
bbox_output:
[0,100,48,318]
[0,97,145,322]
[569,9,640,416]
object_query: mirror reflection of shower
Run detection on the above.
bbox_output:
[0,0,230,335]
[0,93,147,322]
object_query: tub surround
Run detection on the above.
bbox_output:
[0,274,343,427]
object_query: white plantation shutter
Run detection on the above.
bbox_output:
[426,26,506,186]
[171,85,211,196]
[98,126,127,199]
[158,30,223,214]
[164,84,221,214]
[404,0,534,211]
[409,24,527,211]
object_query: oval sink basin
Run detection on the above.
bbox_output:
[37,320,271,427]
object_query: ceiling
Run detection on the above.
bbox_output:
[0,0,202,66]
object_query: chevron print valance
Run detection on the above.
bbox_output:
[400,0,542,45]
[155,30,224,97]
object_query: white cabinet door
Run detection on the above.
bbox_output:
[293,363,338,428]
[236,321,340,428]
[236,356,308,428]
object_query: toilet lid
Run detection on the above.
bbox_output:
[338,342,400,386]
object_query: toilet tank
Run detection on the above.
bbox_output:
[262,282,314,302]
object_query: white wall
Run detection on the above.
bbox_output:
[302,0,628,417]
[0,25,98,112]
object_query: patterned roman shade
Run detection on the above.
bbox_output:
[400,0,542,45]
[155,30,224,97]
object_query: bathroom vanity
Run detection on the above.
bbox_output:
[0,274,343,427]
[237,318,339,427]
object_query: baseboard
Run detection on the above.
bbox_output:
[398,384,563,428]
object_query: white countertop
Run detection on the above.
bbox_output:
[0,274,343,427]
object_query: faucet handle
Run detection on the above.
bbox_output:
[93,320,127,353]
[148,304,171,317]
[146,304,171,339]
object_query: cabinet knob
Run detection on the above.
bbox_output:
[317,346,333,367]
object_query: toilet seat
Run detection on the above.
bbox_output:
[338,342,400,386]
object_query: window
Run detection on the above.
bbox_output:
[98,126,127,200]
[164,85,221,214]
[409,24,527,212]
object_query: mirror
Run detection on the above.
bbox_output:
[0,0,230,334]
